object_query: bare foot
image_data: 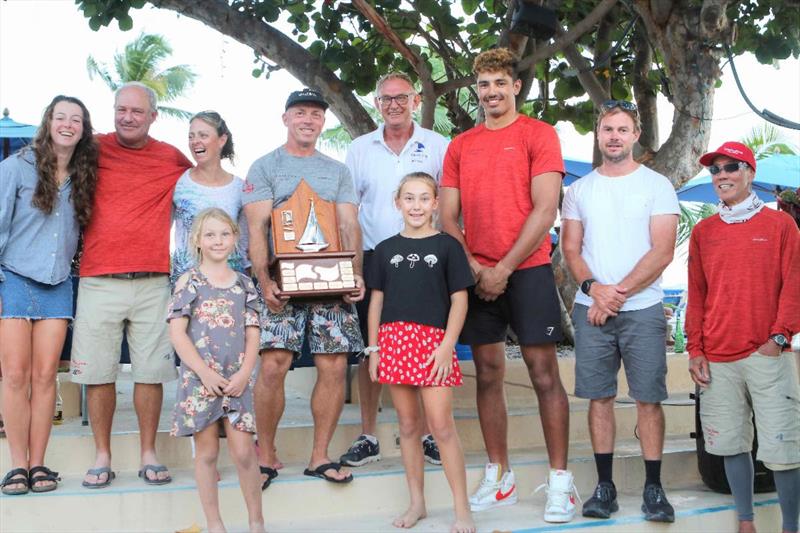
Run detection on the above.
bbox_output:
[451,517,476,533]
[249,521,266,533]
[254,441,284,470]
[738,520,756,533]
[392,505,427,529]
[207,520,227,533]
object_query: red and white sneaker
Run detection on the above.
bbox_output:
[535,469,580,523]
[469,463,518,512]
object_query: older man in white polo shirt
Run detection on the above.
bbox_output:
[339,72,450,467]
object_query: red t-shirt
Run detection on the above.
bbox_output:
[686,208,800,362]
[441,115,564,270]
[80,133,192,276]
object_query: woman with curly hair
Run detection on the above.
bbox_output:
[0,95,98,495]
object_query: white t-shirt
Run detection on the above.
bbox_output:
[561,164,679,311]
[346,122,449,250]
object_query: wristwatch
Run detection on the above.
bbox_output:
[769,334,789,348]
[580,278,596,296]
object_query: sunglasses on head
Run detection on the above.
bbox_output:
[601,99,638,112]
[708,161,748,175]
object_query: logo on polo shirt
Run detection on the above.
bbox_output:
[410,141,429,164]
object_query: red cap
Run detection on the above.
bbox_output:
[699,141,756,171]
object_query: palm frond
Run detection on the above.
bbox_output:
[156,105,193,120]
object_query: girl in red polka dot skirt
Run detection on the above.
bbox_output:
[366,172,475,533]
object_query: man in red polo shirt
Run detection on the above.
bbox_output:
[71,82,191,489]
[687,142,800,533]
[440,48,576,522]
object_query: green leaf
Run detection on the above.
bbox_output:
[88,15,102,31]
[118,14,133,31]
[252,68,263,78]
[298,34,308,43]
[461,0,479,16]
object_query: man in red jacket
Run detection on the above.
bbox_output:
[71,82,192,489]
[687,141,800,533]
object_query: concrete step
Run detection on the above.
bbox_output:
[0,395,696,476]
[1,438,711,532]
[53,353,699,420]
[265,489,782,533]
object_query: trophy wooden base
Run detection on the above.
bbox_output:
[273,251,357,300]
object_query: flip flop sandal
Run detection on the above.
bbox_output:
[82,467,115,489]
[259,465,279,491]
[303,462,353,484]
[1,468,29,496]
[29,466,60,493]
[138,464,172,485]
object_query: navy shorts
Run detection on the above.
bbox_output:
[0,268,73,320]
[459,264,563,346]
[572,302,668,403]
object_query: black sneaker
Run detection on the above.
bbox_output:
[582,481,618,519]
[422,435,441,465]
[641,484,675,523]
[339,435,381,467]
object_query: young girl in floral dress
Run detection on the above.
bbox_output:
[168,208,264,533]
[367,173,476,533]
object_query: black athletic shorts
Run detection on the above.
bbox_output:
[459,264,563,346]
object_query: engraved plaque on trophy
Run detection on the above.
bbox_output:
[271,179,357,299]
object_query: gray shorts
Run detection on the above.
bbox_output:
[573,302,667,403]
[260,301,364,356]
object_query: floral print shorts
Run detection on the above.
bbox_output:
[260,301,364,355]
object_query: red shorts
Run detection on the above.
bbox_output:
[377,321,463,387]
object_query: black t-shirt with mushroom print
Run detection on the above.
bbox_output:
[368,232,474,330]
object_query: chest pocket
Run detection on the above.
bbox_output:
[623,194,652,219]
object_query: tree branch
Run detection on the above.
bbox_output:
[435,0,619,98]
[149,0,376,137]
[352,0,436,128]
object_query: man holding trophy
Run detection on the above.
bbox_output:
[243,89,365,485]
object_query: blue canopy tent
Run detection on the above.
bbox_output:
[677,154,800,203]
[563,159,593,185]
[0,108,37,160]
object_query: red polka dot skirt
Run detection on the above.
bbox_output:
[377,321,463,387]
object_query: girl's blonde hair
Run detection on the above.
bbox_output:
[394,172,439,200]
[189,207,240,263]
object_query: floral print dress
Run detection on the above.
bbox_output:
[168,268,261,437]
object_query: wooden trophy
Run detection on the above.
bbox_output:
[271,179,357,299]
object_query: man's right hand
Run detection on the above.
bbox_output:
[689,355,711,388]
[589,283,627,316]
[262,278,289,313]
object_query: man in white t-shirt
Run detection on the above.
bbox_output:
[339,72,450,468]
[561,101,679,523]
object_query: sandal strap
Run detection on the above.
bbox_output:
[29,466,60,482]
[2,468,29,487]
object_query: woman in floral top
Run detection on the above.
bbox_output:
[171,110,249,284]
[168,208,264,533]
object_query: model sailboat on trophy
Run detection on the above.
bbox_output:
[271,179,356,299]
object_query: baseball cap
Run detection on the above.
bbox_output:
[285,88,328,111]
[699,141,756,171]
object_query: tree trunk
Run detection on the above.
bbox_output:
[150,0,376,138]
[551,244,576,345]
[634,0,730,186]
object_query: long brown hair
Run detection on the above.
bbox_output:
[31,95,98,227]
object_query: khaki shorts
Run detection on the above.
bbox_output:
[70,276,176,384]
[699,352,800,468]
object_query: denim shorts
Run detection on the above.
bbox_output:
[0,268,74,320]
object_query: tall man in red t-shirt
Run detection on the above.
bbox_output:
[440,48,576,523]
[687,142,800,533]
[70,82,192,488]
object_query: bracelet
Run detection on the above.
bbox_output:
[363,346,380,354]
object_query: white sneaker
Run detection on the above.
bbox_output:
[469,463,518,512]
[535,469,580,523]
